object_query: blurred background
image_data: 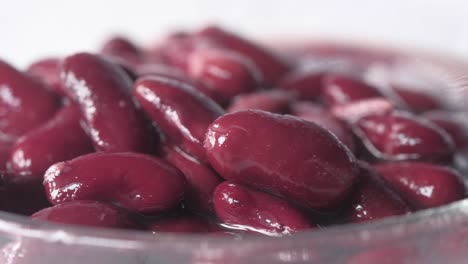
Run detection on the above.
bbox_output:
[1,0,467,67]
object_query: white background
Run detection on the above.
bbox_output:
[1,0,467,67]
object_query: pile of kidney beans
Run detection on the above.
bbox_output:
[0,25,466,237]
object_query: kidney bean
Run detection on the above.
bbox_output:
[423,111,468,149]
[26,58,66,95]
[345,162,411,223]
[393,85,443,113]
[331,98,394,123]
[227,90,295,114]
[61,52,153,152]
[322,74,385,106]
[32,200,138,229]
[0,60,60,137]
[278,70,325,101]
[147,215,219,233]
[163,144,222,214]
[187,48,262,105]
[354,111,455,162]
[291,102,356,153]
[205,110,358,210]
[7,105,94,183]
[213,182,314,236]
[374,162,465,209]
[43,152,186,213]
[100,36,144,66]
[195,26,290,85]
[134,75,224,161]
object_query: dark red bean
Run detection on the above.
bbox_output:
[374,162,465,209]
[354,111,455,162]
[32,200,137,229]
[331,98,394,123]
[188,48,262,105]
[163,144,222,214]
[134,75,224,161]
[148,215,219,233]
[423,111,468,149]
[0,60,60,137]
[205,110,358,210]
[227,90,295,114]
[322,74,385,106]
[43,152,186,213]
[213,182,314,236]
[26,57,65,95]
[278,70,325,101]
[7,105,94,183]
[291,102,356,153]
[345,162,411,223]
[393,85,443,113]
[100,36,144,66]
[195,26,290,85]
[61,52,153,152]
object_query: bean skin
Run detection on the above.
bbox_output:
[134,75,224,161]
[213,182,314,236]
[278,70,325,101]
[322,74,385,106]
[100,36,144,66]
[7,104,94,183]
[61,52,153,152]
[0,60,60,137]
[393,85,443,113]
[331,98,394,123]
[43,152,186,213]
[205,110,358,210]
[227,90,295,114]
[374,162,466,209]
[32,200,138,229]
[26,57,65,95]
[423,110,468,149]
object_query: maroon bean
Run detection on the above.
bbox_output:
[354,111,455,162]
[61,52,153,152]
[278,70,325,101]
[393,85,443,113]
[345,162,411,223]
[291,102,356,153]
[32,200,137,229]
[195,26,290,85]
[213,182,314,236]
[227,90,295,114]
[26,57,65,95]
[7,105,94,183]
[134,75,224,161]
[163,144,222,214]
[100,36,144,66]
[147,215,219,233]
[322,74,385,106]
[43,152,186,213]
[374,162,465,209]
[331,98,394,123]
[0,60,60,137]
[205,110,358,210]
[423,111,468,149]
[188,48,262,105]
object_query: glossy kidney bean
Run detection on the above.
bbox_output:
[354,111,455,162]
[291,102,356,153]
[7,105,94,183]
[0,60,60,137]
[423,111,468,148]
[61,52,153,152]
[195,26,290,85]
[134,75,224,161]
[26,58,66,95]
[374,162,466,209]
[331,98,394,123]
[43,152,186,213]
[32,200,138,229]
[393,85,443,113]
[278,70,325,101]
[227,90,295,114]
[148,215,219,233]
[163,144,223,214]
[187,48,262,105]
[213,182,314,236]
[345,162,411,223]
[205,110,358,210]
[322,74,385,106]
[100,36,144,66]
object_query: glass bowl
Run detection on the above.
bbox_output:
[1,41,467,264]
